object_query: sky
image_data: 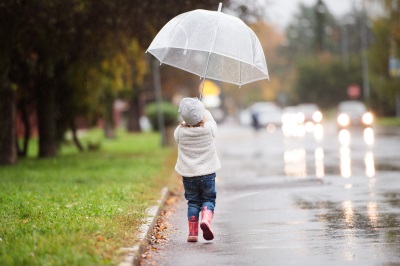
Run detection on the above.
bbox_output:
[263,0,362,30]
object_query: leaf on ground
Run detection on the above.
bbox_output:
[166,196,177,206]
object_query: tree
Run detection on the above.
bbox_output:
[369,20,400,115]
[0,82,17,164]
[0,0,235,163]
[295,54,362,107]
[368,0,400,115]
[279,0,380,109]
[0,0,24,164]
[285,1,338,58]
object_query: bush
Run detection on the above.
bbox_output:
[145,101,178,131]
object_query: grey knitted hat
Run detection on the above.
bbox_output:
[178,97,205,126]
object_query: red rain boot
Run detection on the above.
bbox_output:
[200,206,214,241]
[187,216,198,242]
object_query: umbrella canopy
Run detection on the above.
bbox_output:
[146,3,269,91]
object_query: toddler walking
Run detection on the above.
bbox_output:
[174,97,221,242]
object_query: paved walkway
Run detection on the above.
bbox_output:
[140,123,400,266]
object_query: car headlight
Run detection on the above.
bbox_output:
[362,112,373,125]
[312,111,323,123]
[338,114,350,127]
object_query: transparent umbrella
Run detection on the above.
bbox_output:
[146,3,269,98]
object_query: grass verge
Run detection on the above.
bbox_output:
[376,117,400,127]
[0,130,177,265]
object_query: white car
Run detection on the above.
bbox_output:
[297,103,323,124]
[282,106,304,125]
[337,101,373,128]
[250,102,283,127]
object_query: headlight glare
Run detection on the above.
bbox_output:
[312,111,323,123]
[362,112,373,125]
[338,114,350,127]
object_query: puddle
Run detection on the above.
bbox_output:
[384,192,400,208]
[324,166,341,175]
[294,199,337,210]
[317,210,400,230]
[375,164,400,172]
[294,198,400,241]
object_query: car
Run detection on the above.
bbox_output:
[282,106,303,125]
[250,102,283,128]
[337,100,373,129]
[238,108,252,126]
[297,103,323,124]
[281,106,306,137]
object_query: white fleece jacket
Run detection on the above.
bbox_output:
[174,110,221,177]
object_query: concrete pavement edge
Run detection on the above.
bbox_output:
[119,187,170,266]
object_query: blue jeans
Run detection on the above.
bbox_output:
[182,173,217,219]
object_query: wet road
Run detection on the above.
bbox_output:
[140,121,400,266]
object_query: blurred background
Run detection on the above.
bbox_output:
[0,0,399,164]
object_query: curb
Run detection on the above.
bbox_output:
[119,187,170,266]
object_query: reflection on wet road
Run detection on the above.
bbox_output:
[141,122,400,266]
[283,124,377,179]
[214,122,400,266]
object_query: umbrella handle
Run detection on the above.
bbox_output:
[199,77,206,100]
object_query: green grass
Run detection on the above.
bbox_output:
[0,130,175,265]
[376,117,400,127]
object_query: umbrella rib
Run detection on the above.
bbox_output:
[159,13,189,64]
[246,28,255,67]
[203,16,221,78]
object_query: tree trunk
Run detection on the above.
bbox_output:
[0,81,17,165]
[104,98,115,139]
[36,80,57,158]
[126,94,141,132]
[17,102,31,157]
[70,120,84,152]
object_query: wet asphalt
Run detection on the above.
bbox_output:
[140,120,400,266]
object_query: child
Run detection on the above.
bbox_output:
[174,97,221,242]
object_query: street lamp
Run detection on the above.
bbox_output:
[337,0,371,102]
[360,0,370,102]
[315,0,327,52]
[340,16,356,70]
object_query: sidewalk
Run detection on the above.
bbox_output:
[119,188,170,266]
[139,189,237,266]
